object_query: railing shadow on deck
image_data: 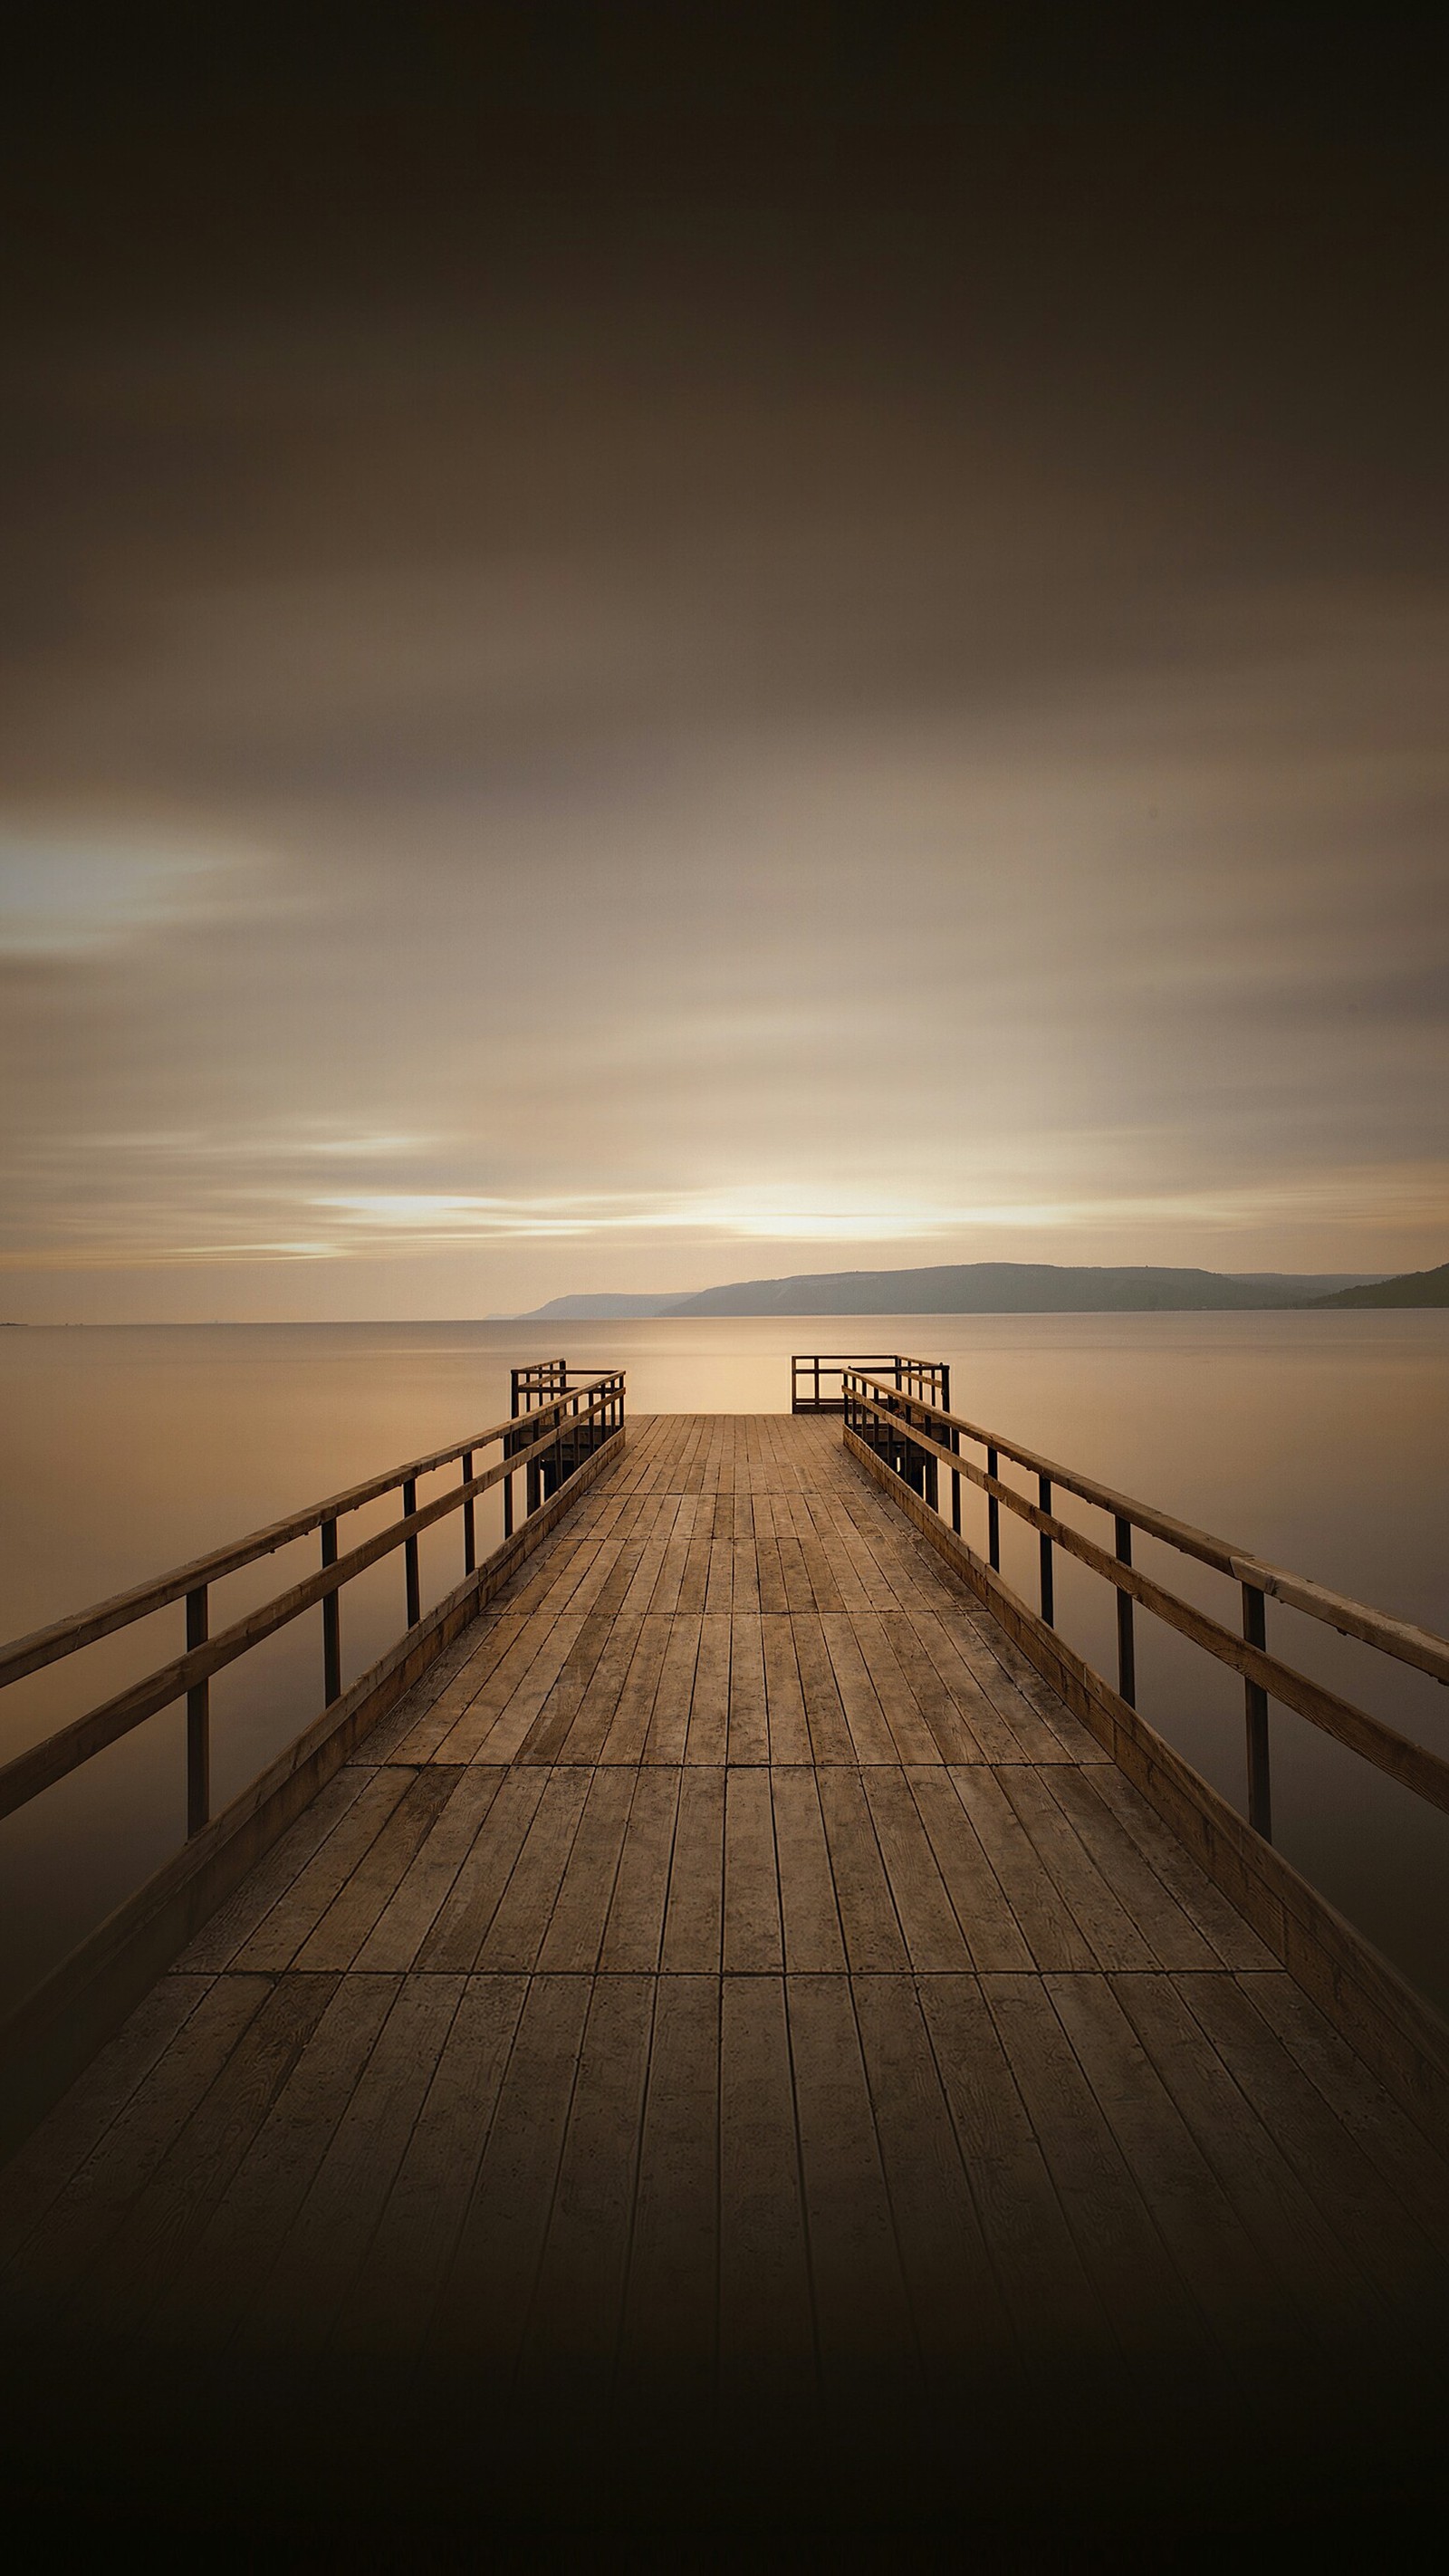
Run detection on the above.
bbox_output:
[841,1368,1449,2139]
[0,1367,626,2157]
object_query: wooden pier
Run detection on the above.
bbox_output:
[4,1402,1449,2542]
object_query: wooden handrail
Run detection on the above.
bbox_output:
[0,1371,625,1832]
[847,1373,1449,1686]
[0,1374,621,1690]
[843,1373,1449,1823]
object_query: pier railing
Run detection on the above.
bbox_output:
[842,1370,1449,1841]
[792,1352,951,1416]
[0,1370,625,1841]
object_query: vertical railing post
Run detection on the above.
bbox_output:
[1243,1583,1272,1839]
[1038,1475,1054,1627]
[462,1452,475,1576]
[1114,1515,1136,1706]
[940,1362,951,1415]
[504,1458,513,1539]
[986,1446,1001,1572]
[185,1584,209,1836]
[951,1425,961,1536]
[403,1479,420,1627]
[321,1519,341,1704]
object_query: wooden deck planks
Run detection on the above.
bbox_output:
[5,1408,1448,2521]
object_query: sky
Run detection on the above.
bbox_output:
[2,9,1445,1320]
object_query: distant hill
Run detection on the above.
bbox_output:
[514,1263,1388,1320]
[519,1292,695,1321]
[1306,1261,1449,1309]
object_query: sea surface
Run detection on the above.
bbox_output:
[2,1312,1446,2019]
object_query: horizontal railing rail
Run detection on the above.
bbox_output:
[843,1370,1449,1839]
[511,1359,618,1416]
[0,1371,626,1835]
[792,1352,951,1416]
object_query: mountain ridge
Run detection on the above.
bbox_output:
[513,1262,1402,1321]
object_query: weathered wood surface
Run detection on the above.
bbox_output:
[3,1413,1447,2535]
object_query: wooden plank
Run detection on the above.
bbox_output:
[726,1611,770,1764]
[731,1514,762,1617]
[851,1971,1016,2379]
[521,1974,656,2383]
[141,1971,398,2353]
[771,1768,848,1972]
[994,1767,1160,1972]
[513,1610,619,1764]
[685,1615,730,1764]
[617,1507,683,1618]
[661,1769,725,1973]
[897,1607,1026,1762]
[427,1973,593,2367]
[641,1614,701,1764]
[619,1972,718,2392]
[1080,1764,1277,1971]
[981,1971,1212,2360]
[291,1766,463,1971]
[536,1766,636,1970]
[704,1534,734,1617]
[948,1769,1098,1971]
[1234,1971,1449,2262]
[816,1610,897,1764]
[761,1612,811,1763]
[1170,1972,1449,2295]
[1041,1769,1222,1973]
[860,1768,972,1970]
[457,1610,594,1766]
[774,1527,817,1615]
[176,1765,373,1970]
[800,1496,877,1612]
[904,1768,1035,1974]
[724,1766,783,1973]
[787,1972,916,2381]
[792,1611,857,1765]
[783,1496,846,1615]
[913,1596,1081,1763]
[0,1973,214,2272]
[600,1768,681,1971]
[474,1770,591,1971]
[428,1610,584,1764]
[718,1975,814,2395]
[600,1616,673,1764]
[844,1612,940,1764]
[868,1614,985,1764]
[1109,1971,1398,2341]
[55,1971,338,2344]
[753,1505,790,1615]
[816,1768,908,1972]
[417,1768,549,1971]
[676,1535,713,1617]
[385,1613,534,1762]
[226,1767,416,1972]
[555,1613,643,1764]
[807,1497,901,1611]
[331,1972,528,2358]
[919,1972,1113,2363]
[352,1769,506,1971]
[645,1508,702,1617]
[1042,1970,1295,2353]
[226,1971,462,2353]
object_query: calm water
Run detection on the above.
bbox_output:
[2,1313,1447,2017]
